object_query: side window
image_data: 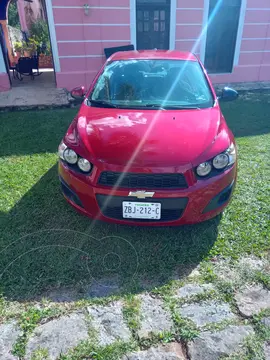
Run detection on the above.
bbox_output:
[205,0,242,74]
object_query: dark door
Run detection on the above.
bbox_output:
[205,0,242,73]
[136,0,170,50]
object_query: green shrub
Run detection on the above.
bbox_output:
[29,20,51,55]
[8,0,20,29]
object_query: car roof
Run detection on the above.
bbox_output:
[108,50,198,62]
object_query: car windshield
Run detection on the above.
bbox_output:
[90,59,214,109]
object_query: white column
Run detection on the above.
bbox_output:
[170,0,177,50]
[234,0,247,66]
[0,45,6,73]
[44,0,61,72]
[130,0,137,49]
[200,0,210,64]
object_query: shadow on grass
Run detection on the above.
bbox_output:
[0,164,221,301]
[221,93,270,138]
[0,108,77,157]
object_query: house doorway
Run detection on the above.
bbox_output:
[0,0,56,91]
[136,0,171,50]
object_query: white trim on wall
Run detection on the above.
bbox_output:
[130,0,137,49]
[200,0,210,64]
[234,0,247,66]
[53,6,129,9]
[176,8,203,10]
[246,8,270,10]
[58,40,130,43]
[176,38,197,42]
[45,0,61,72]
[0,46,6,73]
[243,37,270,40]
[241,50,270,53]
[245,23,270,25]
[170,0,177,50]
[176,23,202,26]
[55,24,130,26]
[59,55,104,58]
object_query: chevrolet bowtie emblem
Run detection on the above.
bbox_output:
[128,191,155,199]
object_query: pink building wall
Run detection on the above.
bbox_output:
[53,0,131,90]
[0,73,10,91]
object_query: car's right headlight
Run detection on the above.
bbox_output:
[58,141,67,160]
[63,148,78,164]
[58,141,93,174]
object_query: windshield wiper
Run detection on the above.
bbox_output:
[163,105,201,110]
[144,104,166,110]
[89,99,118,108]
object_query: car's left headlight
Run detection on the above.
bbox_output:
[196,143,236,177]
[226,143,236,166]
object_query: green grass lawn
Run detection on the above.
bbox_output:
[0,92,269,302]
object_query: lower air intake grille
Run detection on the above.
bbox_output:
[96,195,188,222]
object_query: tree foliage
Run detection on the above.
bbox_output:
[30,20,51,55]
[8,0,20,29]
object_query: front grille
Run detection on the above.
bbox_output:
[98,172,188,189]
[96,195,188,222]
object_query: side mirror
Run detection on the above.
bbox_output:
[218,87,238,102]
[71,86,86,101]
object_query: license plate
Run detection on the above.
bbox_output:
[122,202,161,219]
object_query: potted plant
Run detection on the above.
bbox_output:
[14,41,23,58]
[22,39,37,57]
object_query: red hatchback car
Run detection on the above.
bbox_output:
[58,50,238,226]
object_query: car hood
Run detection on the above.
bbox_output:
[74,106,228,167]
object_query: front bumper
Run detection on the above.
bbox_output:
[58,161,237,226]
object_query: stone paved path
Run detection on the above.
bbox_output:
[187,325,254,360]
[178,301,235,327]
[122,343,186,359]
[138,294,174,338]
[0,71,71,110]
[1,257,269,360]
[25,313,89,360]
[87,302,132,346]
[235,284,270,317]
[175,284,215,299]
[0,322,21,360]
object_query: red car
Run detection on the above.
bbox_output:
[58,50,238,226]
